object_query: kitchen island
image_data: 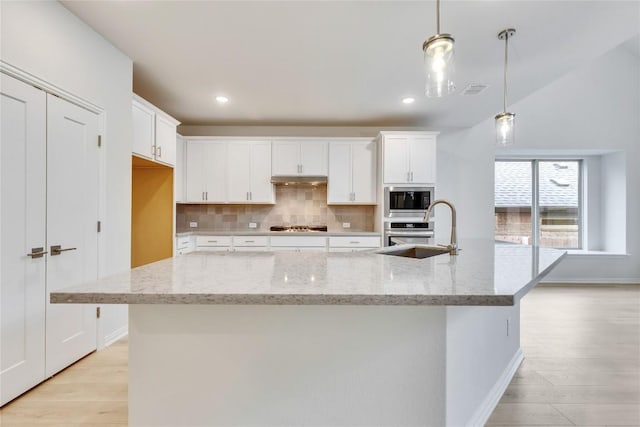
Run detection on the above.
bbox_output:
[51,240,565,427]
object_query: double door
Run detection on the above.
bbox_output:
[1,74,99,406]
[328,140,376,204]
[383,135,436,184]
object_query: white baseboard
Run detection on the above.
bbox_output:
[466,349,523,427]
[102,325,128,348]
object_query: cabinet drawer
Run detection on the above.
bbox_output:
[329,236,380,248]
[270,236,327,248]
[232,236,269,247]
[196,235,232,247]
[176,236,192,248]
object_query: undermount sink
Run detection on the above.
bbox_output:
[377,245,450,259]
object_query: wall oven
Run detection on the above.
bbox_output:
[384,222,434,247]
[384,187,434,218]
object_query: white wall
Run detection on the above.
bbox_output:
[438,45,640,282]
[1,1,132,345]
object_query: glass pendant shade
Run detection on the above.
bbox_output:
[423,34,455,97]
[495,112,515,146]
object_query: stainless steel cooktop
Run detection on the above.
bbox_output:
[270,225,328,232]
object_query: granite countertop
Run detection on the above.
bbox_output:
[51,240,566,306]
[176,231,381,237]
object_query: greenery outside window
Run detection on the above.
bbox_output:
[495,160,582,249]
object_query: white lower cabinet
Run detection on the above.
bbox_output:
[232,236,269,251]
[176,236,193,254]
[195,236,232,251]
[328,236,381,252]
[270,236,327,252]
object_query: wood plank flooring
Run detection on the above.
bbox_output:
[1,285,638,426]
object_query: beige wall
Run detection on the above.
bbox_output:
[177,184,374,232]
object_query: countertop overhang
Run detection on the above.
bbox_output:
[50,240,566,306]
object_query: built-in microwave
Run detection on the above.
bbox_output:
[384,187,434,218]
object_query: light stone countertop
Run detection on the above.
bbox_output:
[176,231,381,237]
[51,240,566,306]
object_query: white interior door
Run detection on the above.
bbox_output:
[45,94,99,377]
[0,74,47,406]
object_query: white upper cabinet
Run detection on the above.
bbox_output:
[227,141,274,204]
[272,140,328,176]
[185,140,227,203]
[381,132,437,185]
[328,140,376,204]
[132,94,180,167]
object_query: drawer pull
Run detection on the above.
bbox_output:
[244,240,255,243]
[208,240,218,243]
[349,241,360,244]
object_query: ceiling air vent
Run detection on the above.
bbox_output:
[461,84,489,95]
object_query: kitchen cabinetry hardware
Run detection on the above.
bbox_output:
[27,247,48,258]
[50,245,77,256]
[157,146,162,158]
[244,240,255,243]
[349,241,360,244]
[205,192,208,200]
[208,240,218,243]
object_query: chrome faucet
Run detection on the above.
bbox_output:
[423,199,460,255]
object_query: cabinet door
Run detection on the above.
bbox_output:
[0,74,47,406]
[272,141,300,175]
[249,142,274,203]
[175,136,185,203]
[351,141,377,203]
[227,142,251,203]
[204,142,228,202]
[300,141,328,175]
[185,142,207,202]
[383,137,410,184]
[328,142,352,203]
[155,114,176,167]
[409,136,436,184]
[132,100,155,160]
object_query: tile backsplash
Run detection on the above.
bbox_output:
[176,184,375,232]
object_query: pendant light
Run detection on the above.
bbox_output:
[423,0,455,97]
[495,28,516,146]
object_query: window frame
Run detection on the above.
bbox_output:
[495,158,584,250]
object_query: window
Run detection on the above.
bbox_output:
[495,160,582,249]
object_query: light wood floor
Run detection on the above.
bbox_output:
[1,285,638,426]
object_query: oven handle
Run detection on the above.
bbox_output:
[385,231,434,236]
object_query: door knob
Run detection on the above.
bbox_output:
[50,245,77,256]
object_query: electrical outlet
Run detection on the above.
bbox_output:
[342,222,351,229]
[249,222,257,229]
[189,222,198,228]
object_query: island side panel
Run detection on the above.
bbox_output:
[445,303,522,427]
[129,304,448,427]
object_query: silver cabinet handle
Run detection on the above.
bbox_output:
[244,240,255,243]
[205,192,208,200]
[51,245,77,256]
[27,247,48,258]
[349,241,360,244]
[407,172,411,182]
[249,191,252,200]
[246,192,249,201]
[157,146,162,158]
[152,145,156,156]
[208,240,218,243]
[202,191,205,201]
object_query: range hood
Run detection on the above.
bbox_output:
[271,175,327,185]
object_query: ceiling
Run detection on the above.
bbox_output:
[61,1,639,129]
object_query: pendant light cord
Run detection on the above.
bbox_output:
[503,32,509,113]
[436,0,441,34]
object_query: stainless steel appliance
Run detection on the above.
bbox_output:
[384,187,434,218]
[270,225,328,232]
[384,222,434,246]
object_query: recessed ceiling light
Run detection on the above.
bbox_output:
[215,96,229,104]
[402,97,415,104]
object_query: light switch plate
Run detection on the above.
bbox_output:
[249,222,257,229]
[189,222,198,228]
[342,222,351,229]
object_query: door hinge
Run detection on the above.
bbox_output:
[96,307,101,319]
[98,135,102,147]
[97,221,101,233]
